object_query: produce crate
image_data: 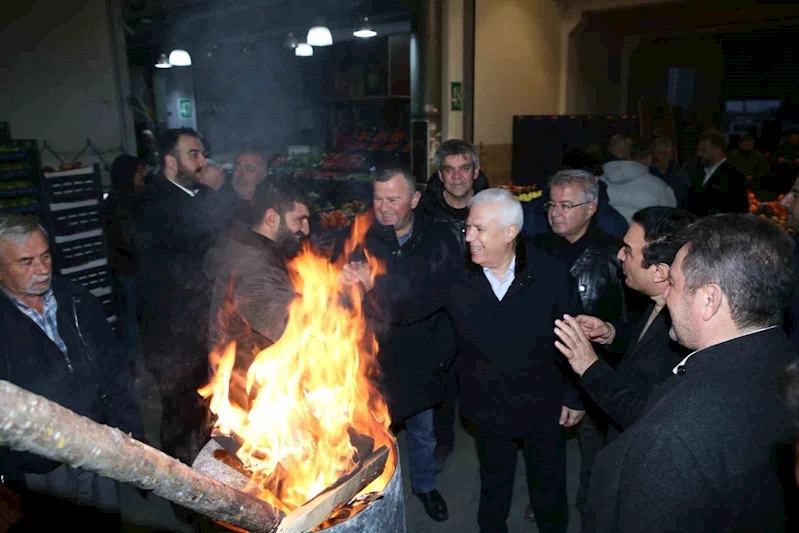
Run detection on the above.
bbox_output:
[0,139,42,217]
[41,165,116,327]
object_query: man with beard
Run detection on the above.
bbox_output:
[577,214,797,533]
[0,215,142,529]
[203,179,309,388]
[133,127,231,465]
[684,129,749,216]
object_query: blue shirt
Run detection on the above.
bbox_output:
[483,256,516,301]
[1,286,69,356]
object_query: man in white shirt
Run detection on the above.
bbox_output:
[684,129,748,216]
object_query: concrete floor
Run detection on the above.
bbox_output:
[122,361,582,533]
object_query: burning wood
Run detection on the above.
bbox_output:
[199,217,396,515]
[0,380,284,533]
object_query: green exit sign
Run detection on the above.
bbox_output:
[179,99,192,119]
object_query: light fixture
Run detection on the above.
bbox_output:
[295,43,313,57]
[307,25,333,46]
[353,18,377,39]
[168,49,192,66]
[155,54,172,68]
[284,32,300,50]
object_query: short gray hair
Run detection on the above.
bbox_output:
[434,139,479,169]
[0,215,49,257]
[374,167,417,194]
[468,188,523,229]
[548,169,599,204]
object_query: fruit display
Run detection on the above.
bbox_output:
[319,201,368,228]
[0,196,37,209]
[748,191,793,233]
[0,179,36,191]
[498,184,542,203]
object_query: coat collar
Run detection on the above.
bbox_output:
[461,237,535,297]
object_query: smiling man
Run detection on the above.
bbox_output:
[581,213,797,533]
[335,167,460,522]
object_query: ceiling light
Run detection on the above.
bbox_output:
[155,54,172,68]
[284,33,300,50]
[307,25,333,46]
[353,18,377,39]
[168,49,192,66]
[295,43,313,57]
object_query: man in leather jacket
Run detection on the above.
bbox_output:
[532,169,629,519]
[420,139,489,471]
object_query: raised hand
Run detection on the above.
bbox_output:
[554,314,600,376]
[574,314,615,344]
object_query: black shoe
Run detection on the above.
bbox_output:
[434,445,452,473]
[524,502,536,522]
[414,489,449,522]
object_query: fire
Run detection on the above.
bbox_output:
[199,214,394,514]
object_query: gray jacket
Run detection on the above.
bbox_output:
[601,161,676,224]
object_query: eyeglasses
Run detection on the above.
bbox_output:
[545,201,588,211]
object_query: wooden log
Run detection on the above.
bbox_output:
[276,445,389,533]
[0,380,284,533]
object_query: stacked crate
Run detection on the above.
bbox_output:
[40,165,116,327]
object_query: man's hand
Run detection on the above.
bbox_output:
[574,314,615,344]
[559,405,585,427]
[339,261,374,292]
[554,314,601,376]
[199,165,225,191]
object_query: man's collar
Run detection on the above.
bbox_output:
[672,325,777,375]
[704,157,727,174]
[483,255,516,278]
[0,284,54,310]
[166,176,198,197]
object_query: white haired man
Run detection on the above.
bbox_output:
[345,188,585,533]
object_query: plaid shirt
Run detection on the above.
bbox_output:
[1,287,69,357]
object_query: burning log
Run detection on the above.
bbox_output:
[0,380,284,533]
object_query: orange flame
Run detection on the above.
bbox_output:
[199,216,394,512]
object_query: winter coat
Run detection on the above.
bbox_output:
[585,327,796,533]
[203,223,295,380]
[0,276,143,479]
[333,210,460,422]
[375,237,585,437]
[420,170,490,255]
[601,160,676,224]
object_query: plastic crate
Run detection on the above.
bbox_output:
[43,167,102,203]
[47,199,103,236]
[60,262,115,321]
[52,228,107,270]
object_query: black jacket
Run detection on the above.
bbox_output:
[378,237,584,437]
[585,327,796,533]
[579,305,688,439]
[684,161,749,216]
[533,225,626,323]
[420,170,490,255]
[0,277,143,479]
[334,210,460,422]
[103,191,140,276]
[133,174,227,363]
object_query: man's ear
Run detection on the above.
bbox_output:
[164,153,177,173]
[411,190,422,210]
[504,224,520,243]
[586,202,598,219]
[653,263,670,283]
[438,170,444,183]
[264,208,281,229]
[700,283,724,321]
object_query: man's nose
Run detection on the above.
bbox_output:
[33,259,50,276]
[781,195,792,209]
[301,220,310,235]
[617,247,625,262]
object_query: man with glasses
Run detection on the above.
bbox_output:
[532,169,629,520]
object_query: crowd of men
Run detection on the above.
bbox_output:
[1,126,799,533]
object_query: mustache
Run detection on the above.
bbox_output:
[31,275,51,284]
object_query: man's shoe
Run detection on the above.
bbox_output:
[524,503,535,522]
[434,445,452,473]
[414,489,449,522]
